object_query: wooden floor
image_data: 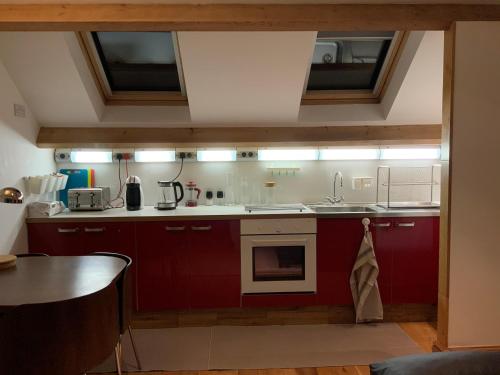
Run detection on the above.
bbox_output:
[96,322,436,375]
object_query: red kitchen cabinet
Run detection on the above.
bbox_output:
[317,218,365,305]
[136,221,190,311]
[187,220,241,308]
[316,215,439,307]
[390,217,439,304]
[370,217,396,304]
[28,223,85,255]
[28,222,139,309]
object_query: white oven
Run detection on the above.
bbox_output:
[240,218,317,294]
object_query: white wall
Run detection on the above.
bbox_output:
[447,22,500,348]
[0,32,104,124]
[58,159,439,207]
[0,59,56,254]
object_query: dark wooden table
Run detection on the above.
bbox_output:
[0,256,126,375]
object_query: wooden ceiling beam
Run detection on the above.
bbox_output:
[0,4,499,31]
[37,125,442,148]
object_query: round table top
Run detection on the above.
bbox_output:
[0,256,126,307]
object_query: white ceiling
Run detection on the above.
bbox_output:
[179,31,316,122]
[0,30,444,127]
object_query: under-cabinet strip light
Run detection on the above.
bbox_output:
[258,149,319,161]
[319,148,380,160]
[135,150,176,163]
[70,151,112,163]
[197,150,237,162]
[380,147,441,160]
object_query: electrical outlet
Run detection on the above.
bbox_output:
[175,149,196,161]
[13,103,26,118]
[54,149,71,163]
[112,150,134,162]
[237,149,258,161]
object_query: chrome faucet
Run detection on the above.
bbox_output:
[325,171,344,204]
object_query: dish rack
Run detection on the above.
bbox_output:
[376,165,441,209]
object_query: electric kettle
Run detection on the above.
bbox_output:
[156,181,184,210]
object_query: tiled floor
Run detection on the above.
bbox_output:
[92,323,422,373]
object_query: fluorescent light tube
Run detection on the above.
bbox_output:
[319,148,380,160]
[380,147,441,160]
[197,150,237,162]
[258,149,319,161]
[135,150,176,163]
[70,151,112,163]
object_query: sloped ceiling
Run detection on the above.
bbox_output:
[0,32,103,124]
[178,31,316,122]
[0,30,443,127]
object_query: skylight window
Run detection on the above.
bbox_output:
[303,31,404,104]
[79,31,186,105]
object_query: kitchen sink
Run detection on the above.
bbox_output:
[309,205,378,213]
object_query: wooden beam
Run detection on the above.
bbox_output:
[37,125,442,148]
[0,4,500,31]
[435,23,455,353]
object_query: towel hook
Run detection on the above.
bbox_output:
[362,217,370,233]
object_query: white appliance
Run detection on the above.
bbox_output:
[240,218,317,294]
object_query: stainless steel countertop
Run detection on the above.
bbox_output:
[307,203,440,218]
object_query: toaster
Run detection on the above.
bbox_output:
[67,187,111,211]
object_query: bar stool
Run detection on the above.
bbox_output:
[92,252,141,374]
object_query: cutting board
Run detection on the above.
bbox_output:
[0,255,17,270]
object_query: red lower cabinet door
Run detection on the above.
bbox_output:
[391,217,439,304]
[370,218,394,304]
[317,218,366,305]
[187,220,241,308]
[28,223,84,255]
[82,222,138,309]
[136,222,190,311]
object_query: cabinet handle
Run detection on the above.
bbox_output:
[397,222,416,228]
[57,228,79,233]
[165,226,186,231]
[372,222,391,228]
[84,227,106,233]
[191,225,212,231]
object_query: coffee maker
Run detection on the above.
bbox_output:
[126,176,144,211]
[185,181,201,207]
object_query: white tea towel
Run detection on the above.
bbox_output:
[350,221,383,323]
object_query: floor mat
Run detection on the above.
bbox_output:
[91,323,422,372]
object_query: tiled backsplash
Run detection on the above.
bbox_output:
[58,159,440,207]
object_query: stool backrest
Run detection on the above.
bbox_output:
[16,253,49,257]
[92,252,132,334]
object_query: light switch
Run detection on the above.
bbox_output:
[13,103,26,118]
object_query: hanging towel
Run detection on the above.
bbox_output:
[350,218,383,323]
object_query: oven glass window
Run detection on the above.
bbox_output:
[252,246,305,281]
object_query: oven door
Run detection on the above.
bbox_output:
[241,234,316,294]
